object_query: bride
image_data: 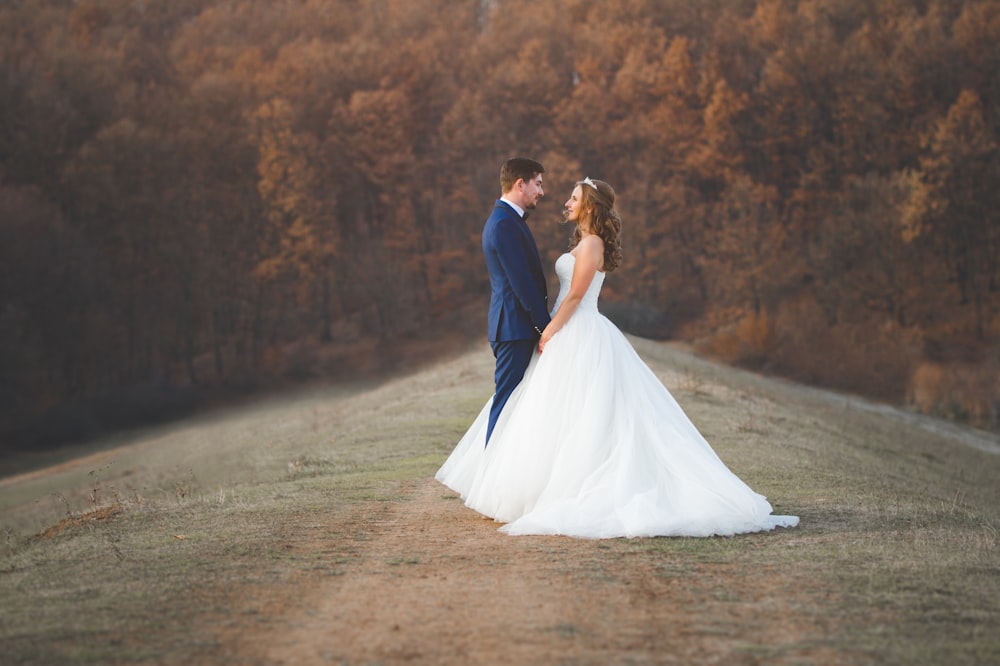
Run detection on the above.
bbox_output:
[436,177,799,538]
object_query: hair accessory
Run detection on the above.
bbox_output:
[581,177,598,190]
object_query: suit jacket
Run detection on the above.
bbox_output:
[482,200,551,342]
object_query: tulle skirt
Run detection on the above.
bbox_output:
[435,308,799,539]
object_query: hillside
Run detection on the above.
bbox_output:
[1,339,998,664]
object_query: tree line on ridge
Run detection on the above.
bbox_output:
[1,0,998,449]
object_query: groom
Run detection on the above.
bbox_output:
[482,157,551,446]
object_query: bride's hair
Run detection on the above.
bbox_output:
[570,178,623,272]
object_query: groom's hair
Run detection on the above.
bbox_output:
[500,157,544,194]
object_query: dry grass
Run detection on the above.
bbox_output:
[1,338,998,664]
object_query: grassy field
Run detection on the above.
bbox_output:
[1,338,998,664]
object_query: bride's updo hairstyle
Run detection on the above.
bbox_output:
[571,177,623,273]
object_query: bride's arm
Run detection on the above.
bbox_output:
[539,236,603,353]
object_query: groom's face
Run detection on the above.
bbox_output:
[520,174,544,210]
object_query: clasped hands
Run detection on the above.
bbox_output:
[538,326,556,354]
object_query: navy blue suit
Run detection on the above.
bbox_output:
[482,200,550,445]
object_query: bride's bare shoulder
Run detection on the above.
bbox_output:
[580,234,605,254]
[573,234,605,270]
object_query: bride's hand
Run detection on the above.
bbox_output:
[538,328,554,354]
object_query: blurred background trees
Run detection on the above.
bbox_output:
[1,0,998,450]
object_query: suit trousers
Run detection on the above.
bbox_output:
[487,339,536,446]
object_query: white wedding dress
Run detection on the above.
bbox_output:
[436,253,799,538]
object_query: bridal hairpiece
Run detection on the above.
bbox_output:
[581,177,598,190]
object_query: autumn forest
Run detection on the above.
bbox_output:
[1,0,998,451]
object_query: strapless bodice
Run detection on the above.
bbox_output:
[552,253,604,314]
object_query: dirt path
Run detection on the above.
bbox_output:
[213,477,842,666]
